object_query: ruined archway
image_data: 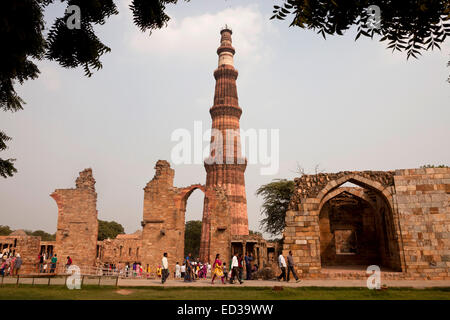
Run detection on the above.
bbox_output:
[178,184,206,260]
[141,161,231,271]
[316,174,403,272]
[318,187,402,271]
[284,171,405,276]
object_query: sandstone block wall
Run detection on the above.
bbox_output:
[141,161,182,271]
[98,231,142,266]
[141,160,232,271]
[207,187,231,264]
[0,235,40,273]
[51,168,98,269]
[284,168,449,280]
[393,168,450,279]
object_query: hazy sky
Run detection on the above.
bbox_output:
[1,0,449,238]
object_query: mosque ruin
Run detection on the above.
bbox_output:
[1,28,448,280]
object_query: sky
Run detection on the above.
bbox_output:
[1,0,449,238]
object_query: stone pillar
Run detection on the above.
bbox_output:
[203,27,249,238]
[283,198,322,276]
[51,168,98,271]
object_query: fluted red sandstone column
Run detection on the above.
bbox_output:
[200,28,249,257]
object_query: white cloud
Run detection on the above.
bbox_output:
[126,5,275,67]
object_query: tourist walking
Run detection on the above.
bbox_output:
[50,254,57,273]
[223,262,228,281]
[181,263,186,279]
[238,253,244,283]
[184,253,193,282]
[0,259,6,276]
[175,262,181,278]
[38,253,44,273]
[10,254,16,276]
[14,254,22,275]
[65,256,72,272]
[229,253,243,284]
[211,254,225,285]
[161,252,169,284]
[286,251,301,283]
[245,252,253,280]
[156,265,162,278]
[277,252,287,281]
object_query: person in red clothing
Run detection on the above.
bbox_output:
[65,256,72,271]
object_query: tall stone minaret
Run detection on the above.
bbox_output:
[203,27,249,237]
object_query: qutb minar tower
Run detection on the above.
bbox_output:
[200,27,249,261]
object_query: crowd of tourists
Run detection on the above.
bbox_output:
[0,249,23,276]
[101,262,150,277]
[37,252,58,273]
[156,251,301,285]
[28,249,302,284]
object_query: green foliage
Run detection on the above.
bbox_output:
[420,164,449,168]
[25,230,56,241]
[184,220,202,258]
[256,179,295,236]
[130,0,189,33]
[0,0,188,178]
[45,0,119,77]
[272,0,450,76]
[97,219,125,241]
[249,230,262,237]
[0,225,13,236]
[0,131,17,178]
[0,225,55,239]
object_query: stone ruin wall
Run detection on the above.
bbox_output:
[97,232,142,267]
[0,234,41,273]
[140,160,184,272]
[283,168,450,280]
[6,161,234,275]
[393,168,450,279]
[208,187,231,264]
[51,168,99,270]
[141,160,231,270]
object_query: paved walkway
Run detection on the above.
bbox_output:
[117,278,450,288]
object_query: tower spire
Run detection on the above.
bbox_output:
[201,27,249,252]
[217,26,235,67]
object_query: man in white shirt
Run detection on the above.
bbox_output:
[277,252,287,281]
[161,252,169,284]
[230,253,243,284]
[175,262,181,279]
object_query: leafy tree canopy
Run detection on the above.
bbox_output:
[24,229,56,241]
[98,219,125,241]
[249,230,263,237]
[0,225,55,240]
[0,225,13,236]
[2,1,448,178]
[0,0,188,178]
[184,220,202,258]
[256,179,295,237]
[272,0,450,61]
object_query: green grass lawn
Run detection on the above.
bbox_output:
[0,285,449,300]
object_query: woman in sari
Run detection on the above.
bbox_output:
[201,263,207,279]
[211,254,225,285]
[156,265,162,278]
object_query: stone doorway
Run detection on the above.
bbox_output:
[181,188,206,259]
[319,186,402,272]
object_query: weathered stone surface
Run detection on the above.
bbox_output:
[284,168,450,280]
[0,234,41,273]
[203,27,249,240]
[50,168,98,271]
